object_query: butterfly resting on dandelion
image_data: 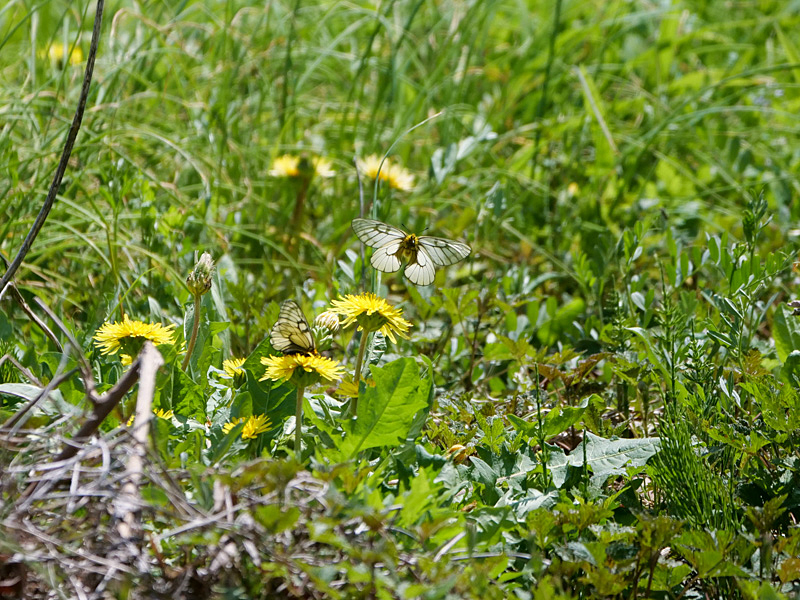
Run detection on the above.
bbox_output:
[269,299,316,355]
[262,301,344,386]
[352,218,471,286]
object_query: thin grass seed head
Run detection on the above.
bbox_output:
[329,293,411,343]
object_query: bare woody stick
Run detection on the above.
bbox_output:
[113,342,164,566]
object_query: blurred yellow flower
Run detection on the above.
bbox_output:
[260,353,344,386]
[311,157,336,178]
[222,414,271,439]
[45,43,83,66]
[357,154,415,191]
[269,155,300,177]
[329,293,411,343]
[269,154,336,178]
[94,316,176,357]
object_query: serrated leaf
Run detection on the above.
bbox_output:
[337,358,430,458]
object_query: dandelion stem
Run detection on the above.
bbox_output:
[181,294,202,371]
[295,385,305,459]
[351,332,369,414]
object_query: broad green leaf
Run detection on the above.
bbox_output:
[337,358,430,459]
[555,433,660,485]
[171,366,205,419]
[772,305,800,364]
[398,467,435,528]
[538,297,585,346]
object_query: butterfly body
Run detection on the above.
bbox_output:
[270,301,316,355]
[352,218,471,286]
[398,234,421,259]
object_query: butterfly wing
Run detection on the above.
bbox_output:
[418,236,471,267]
[352,218,407,249]
[370,240,403,273]
[404,245,437,286]
[270,301,315,354]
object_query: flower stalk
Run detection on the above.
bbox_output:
[181,294,202,371]
[295,385,305,459]
[351,332,369,414]
[182,252,214,371]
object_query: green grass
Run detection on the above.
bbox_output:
[3,0,800,597]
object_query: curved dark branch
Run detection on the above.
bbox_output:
[0,0,105,292]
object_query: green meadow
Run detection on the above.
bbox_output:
[2,0,800,597]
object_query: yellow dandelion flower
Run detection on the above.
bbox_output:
[222,357,246,378]
[241,414,271,439]
[357,155,414,191]
[329,293,411,343]
[222,416,246,434]
[94,316,176,357]
[46,43,83,66]
[222,414,271,440]
[260,353,345,387]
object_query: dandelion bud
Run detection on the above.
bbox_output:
[187,252,214,297]
[314,310,340,335]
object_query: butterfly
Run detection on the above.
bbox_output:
[270,301,316,355]
[352,218,471,286]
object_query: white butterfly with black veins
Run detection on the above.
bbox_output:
[270,301,315,355]
[352,218,471,286]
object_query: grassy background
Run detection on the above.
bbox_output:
[4,0,800,597]
[3,0,799,335]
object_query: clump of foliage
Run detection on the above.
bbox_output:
[3,0,800,598]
